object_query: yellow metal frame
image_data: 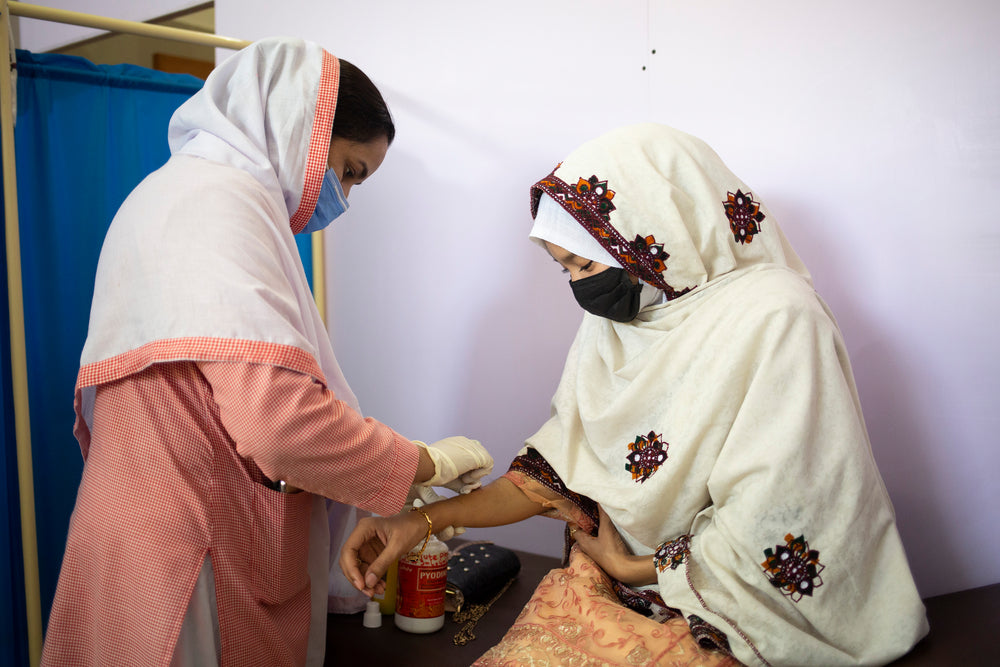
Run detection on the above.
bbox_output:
[1,4,41,664]
[0,4,335,665]
[8,1,250,50]
[312,232,327,325]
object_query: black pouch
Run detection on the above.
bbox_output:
[445,542,521,645]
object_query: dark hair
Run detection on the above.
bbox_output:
[332,59,395,145]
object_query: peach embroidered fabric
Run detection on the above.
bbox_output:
[475,546,740,667]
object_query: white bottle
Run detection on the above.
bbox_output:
[362,600,382,629]
[394,534,449,633]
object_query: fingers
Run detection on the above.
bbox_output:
[414,485,445,506]
[355,538,384,568]
[571,523,597,560]
[461,469,489,483]
[597,504,612,526]
[341,513,434,593]
[423,437,495,487]
[339,551,364,594]
[364,549,397,591]
[410,486,463,541]
[412,487,463,541]
[339,521,380,594]
[460,466,493,484]
[441,467,491,495]
[435,525,456,541]
[339,518,397,595]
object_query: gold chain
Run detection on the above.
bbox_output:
[451,577,516,646]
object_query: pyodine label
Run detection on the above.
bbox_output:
[396,550,448,618]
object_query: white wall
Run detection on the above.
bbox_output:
[213,0,999,598]
[23,0,995,599]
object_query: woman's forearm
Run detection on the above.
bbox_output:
[423,477,545,532]
[340,476,547,595]
[618,554,658,587]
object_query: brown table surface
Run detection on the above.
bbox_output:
[325,545,560,666]
[889,582,999,666]
[326,545,999,666]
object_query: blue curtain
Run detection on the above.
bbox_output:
[1,177,28,667]
[1,50,313,664]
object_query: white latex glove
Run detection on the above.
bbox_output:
[419,436,494,493]
[407,437,493,540]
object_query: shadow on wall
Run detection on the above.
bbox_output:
[329,117,567,440]
[772,195,948,598]
[450,234,582,558]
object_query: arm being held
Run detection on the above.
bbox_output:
[573,505,656,587]
[339,477,544,597]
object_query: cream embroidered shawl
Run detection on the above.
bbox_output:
[525,124,928,666]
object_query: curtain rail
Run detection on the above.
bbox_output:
[8,1,251,50]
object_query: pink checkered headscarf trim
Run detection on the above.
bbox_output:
[77,338,326,389]
[289,51,339,234]
[74,338,327,458]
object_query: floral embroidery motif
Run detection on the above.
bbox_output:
[566,175,617,221]
[687,614,733,653]
[531,171,695,300]
[654,534,691,572]
[723,189,765,244]
[627,234,669,274]
[761,533,825,602]
[625,431,668,484]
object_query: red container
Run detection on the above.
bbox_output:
[395,537,448,633]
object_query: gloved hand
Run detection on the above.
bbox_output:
[419,436,494,494]
[408,437,494,540]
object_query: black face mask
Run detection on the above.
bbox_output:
[570,267,643,322]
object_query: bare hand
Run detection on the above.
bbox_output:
[338,513,429,597]
[573,505,656,587]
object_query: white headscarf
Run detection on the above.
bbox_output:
[525,124,926,666]
[530,191,621,267]
[77,36,356,427]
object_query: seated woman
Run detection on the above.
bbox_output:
[340,124,928,666]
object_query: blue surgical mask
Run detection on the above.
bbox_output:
[302,168,349,233]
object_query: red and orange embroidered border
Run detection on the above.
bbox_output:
[530,169,695,300]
